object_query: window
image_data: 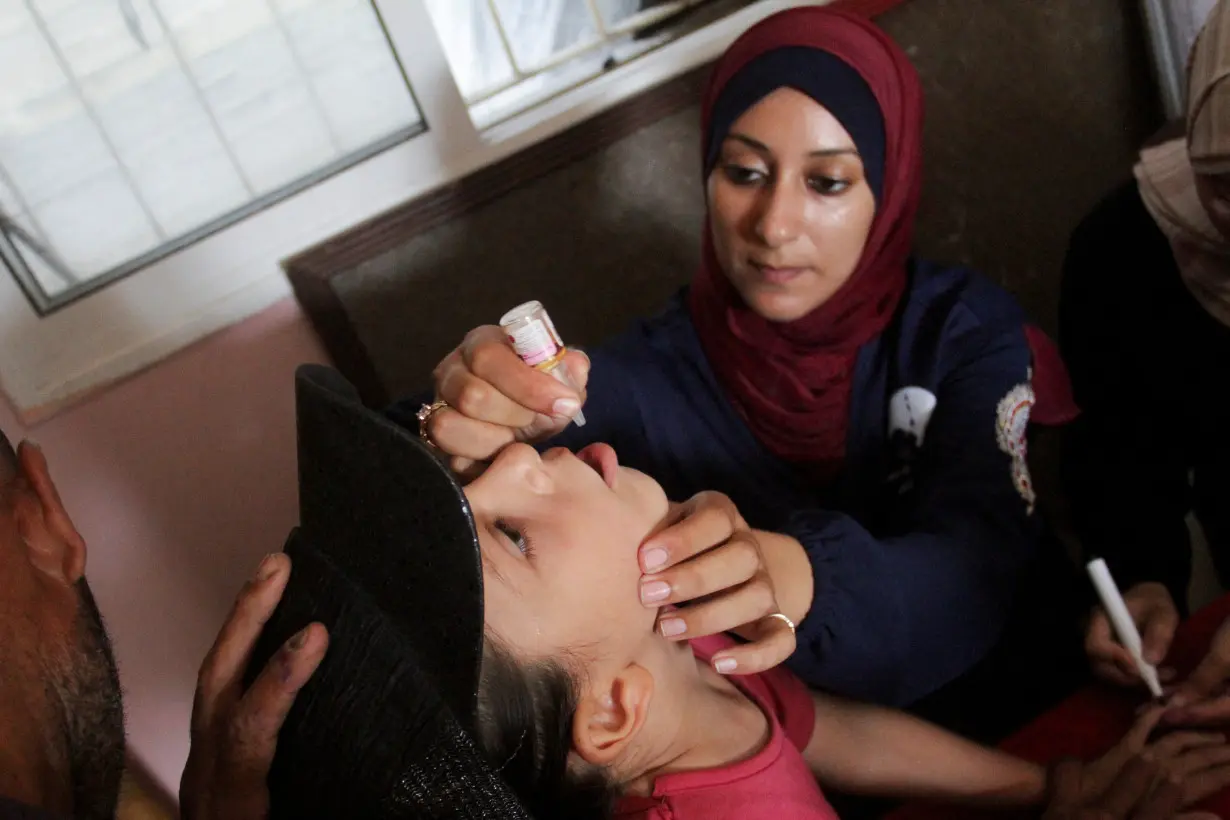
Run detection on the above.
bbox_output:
[0,0,793,419]
[425,0,719,128]
[1,0,423,313]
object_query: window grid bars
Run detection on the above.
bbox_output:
[467,0,707,105]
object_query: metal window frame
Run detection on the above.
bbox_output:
[2,0,737,317]
[466,0,714,104]
[2,0,427,316]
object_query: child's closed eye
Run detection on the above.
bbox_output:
[495,519,535,559]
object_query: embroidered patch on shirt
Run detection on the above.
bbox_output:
[995,383,1036,514]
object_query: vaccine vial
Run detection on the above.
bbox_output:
[499,300,587,427]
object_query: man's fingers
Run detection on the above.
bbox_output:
[638,492,739,573]
[709,614,797,676]
[459,326,584,421]
[194,554,291,733]
[1129,775,1186,820]
[1044,759,1085,813]
[1164,742,1230,779]
[655,575,778,643]
[1179,758,1230,806]
[1164,696,1230,728]
[1096,754,1164,817]
[640,530,760,608]
[218,623,328,783]
[1121,707,1168,751]
[1148,731,1225,759]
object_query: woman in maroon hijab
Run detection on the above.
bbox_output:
[396,6,1084,744]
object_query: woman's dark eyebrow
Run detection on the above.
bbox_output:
[725,132,859,158]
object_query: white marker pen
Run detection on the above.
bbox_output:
[1086,558,1164,698]
[499,300,586,428]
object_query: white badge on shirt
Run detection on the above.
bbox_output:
[888,386,938,448]
[995,381,1036,515]
[887,387,937,495]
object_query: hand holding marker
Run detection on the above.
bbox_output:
[1087,558,1165,699]
[500,301,587,428]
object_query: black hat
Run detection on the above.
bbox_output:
[243,364,532,819]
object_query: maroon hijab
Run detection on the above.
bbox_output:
[688,9,924,472]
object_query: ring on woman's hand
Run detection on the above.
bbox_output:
[416,400,450,444]
[764,612,796,636]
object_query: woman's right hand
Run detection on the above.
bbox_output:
[427,325,590,476]
[1086,581,1181,687]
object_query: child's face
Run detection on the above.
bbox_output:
[465,443,670,664]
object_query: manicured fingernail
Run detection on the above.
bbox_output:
[658,617,686,637]
[552,398,580,418]
[255,553,279,581]
[640,580,671,604]
[288,627,308,651]
[714,657,737,674]
[641,547,668,572]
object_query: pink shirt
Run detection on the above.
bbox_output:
[614,635,839,820]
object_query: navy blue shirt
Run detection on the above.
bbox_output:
[391,260,1055,708]
[0,798,64,820]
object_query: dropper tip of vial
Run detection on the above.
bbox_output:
[572,409,587,427]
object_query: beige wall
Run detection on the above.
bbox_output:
[0,297,327,799]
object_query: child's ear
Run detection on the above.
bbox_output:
[571,664,654,767]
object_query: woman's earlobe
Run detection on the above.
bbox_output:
[571,665,654,767]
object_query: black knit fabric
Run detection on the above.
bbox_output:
[243,365,533,819]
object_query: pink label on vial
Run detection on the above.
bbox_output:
[507,319,560,367]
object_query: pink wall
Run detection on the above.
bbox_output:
[0,297,328,798]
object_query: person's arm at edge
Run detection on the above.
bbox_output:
[802,690,1047,807]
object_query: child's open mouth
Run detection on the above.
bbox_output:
[576,443,619,489]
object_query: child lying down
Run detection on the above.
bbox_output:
[464,441,1230,819]
[250,366,1230,819]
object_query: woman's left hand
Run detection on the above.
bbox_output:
[638,491,797,676]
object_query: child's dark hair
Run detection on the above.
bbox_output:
[475,636,619,820]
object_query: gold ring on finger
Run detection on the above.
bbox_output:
[416,400,450,446]
[764,612,796,636]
